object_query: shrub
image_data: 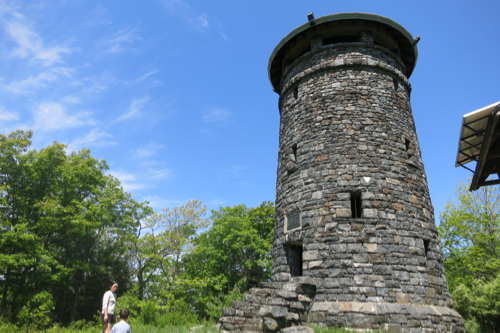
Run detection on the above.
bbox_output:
[205,278,246,322]
[17,291,54,330]
[452,275,500,332]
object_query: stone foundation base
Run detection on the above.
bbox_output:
[309,301,465,332]
[219,279,465,333]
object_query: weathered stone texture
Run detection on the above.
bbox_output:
[220,12,464,333]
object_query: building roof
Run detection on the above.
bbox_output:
[456,101,500,190]
[268,12,419,94]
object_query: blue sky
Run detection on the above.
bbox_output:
[0,0,498,222]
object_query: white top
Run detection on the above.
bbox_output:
[110,321,131,333]
[102,290,117,315]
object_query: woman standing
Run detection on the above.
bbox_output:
[101,281,118,333]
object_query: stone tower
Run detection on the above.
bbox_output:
[220,13,464,332]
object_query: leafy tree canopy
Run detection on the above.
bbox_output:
[182,201,274,317]
[0,130,152,325]
[439,180,500,290]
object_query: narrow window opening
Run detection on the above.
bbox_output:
[323,35,358,45]
[393,78,399,91]
[292,144,298,162]
[292,87,298,100]
[350,192,362,218]
[423,240,430,256]
[405,138,411,152]
[285,243,303,277]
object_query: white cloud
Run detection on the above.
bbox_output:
[189,13,209,29]
[2,68,71,94]
[74,72,115,93]
[202,108,231,123]
[109,169,148,192]
[219,32,228,41]
[217,165,249,181]
[136,69,159,82]
[147,167,171,179]
[32,102,95,131]
[99,27,143,54]
[62,95,81,105]
[3,17,71,66]
[0,106,18,121]
[134,143,165,158]
[140,195,184,211]
[162,0,190,14]
[66,128,116,152]
[117,96,150,121]
[83,5,112,27]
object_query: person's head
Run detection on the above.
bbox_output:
[110,281,118,292]
[119,308,129,321]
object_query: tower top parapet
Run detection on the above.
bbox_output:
[268,12,418,94]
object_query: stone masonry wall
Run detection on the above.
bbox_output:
[220,32,464,332]
[273,43,451,307]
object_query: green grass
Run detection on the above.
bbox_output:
[0,323,220,333]
[310,325,384,333]
[0,323,385,333]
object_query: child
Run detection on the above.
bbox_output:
[110,308,131,333]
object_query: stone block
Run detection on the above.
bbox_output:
[263,317,279,331]
[363,209,378,218]
[222,307,235,316]
[259,305,288,318]
[336,208,351,217]
[345,313,371,328]
[308,311,326,324]
[397,293,410,303]
[243,294,261,303]
[267,297,288,306]
[309,261,323,269]
[365,243,378,252]
[276,290,297,299]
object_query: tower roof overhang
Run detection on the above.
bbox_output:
[268,12,419,94]
[456,101,500,191]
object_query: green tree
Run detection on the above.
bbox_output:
[0,130,151,325]
[452,275,500,333]
[183,201,274,318]
[439,180,500,331]
[439,180,500,290]
[127,200,209,307]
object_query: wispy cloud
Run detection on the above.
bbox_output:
[140,195,184,211]
[62,95,81,105]
[32,102,95,131]
[217,165,249,181]
[134,143,165,158]
[3,67,74,95]
[109,169,148,192]
[136,69,159,83]
[3,16,71,66]
[82,5,112,27]
[147,167,172,179]
[0,106,18,121]
[99,27,143,54]
[161,1,220,35]
[161,0,190,14]
[74,72,115,93]
[66,128,116,152]
[117,95,150,121]
[202,108,231,123]
[188,13,209,30]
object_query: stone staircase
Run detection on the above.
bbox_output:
[219,277,316,333]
